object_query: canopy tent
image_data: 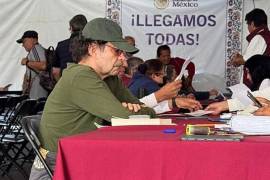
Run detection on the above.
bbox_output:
[0,0,269,90]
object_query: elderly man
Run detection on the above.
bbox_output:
[17,30,48,99]
[29,18,155,180]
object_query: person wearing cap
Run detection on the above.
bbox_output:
[29,18,155,179]
[52,14,87,81]
[17,30,48,99]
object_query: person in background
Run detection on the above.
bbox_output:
[52,14,87,81]
[17,30,48,99]
[206,55,270,115]
[118,35,138,86]
[129,59,166,97]
[129,59,202,112]
[124,36,135,47]
[157,45,195,89]
[125,57,179,113]
[30,18,155,180]
[232,8,270,86]
[127,56,144,78]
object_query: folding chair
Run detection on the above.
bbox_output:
[0,95,28,125]
[31,98,47,115]
[0,99,37,178]
[21,115,53,178]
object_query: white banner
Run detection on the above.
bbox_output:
[106,0,243,87]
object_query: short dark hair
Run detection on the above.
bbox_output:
[244,55,270,90]
[245,8,268,27]
[156,45,171,57]
[69,14,87,32]
[138,59,163,77]
[69,34,106,63]
[127,56,144,75]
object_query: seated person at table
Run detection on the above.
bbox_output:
[125,57,181,113]
[31,18,156,180]
[205,55,270,115]
[117,36,138,86]
[129,59,202,113]
[129,59,164,97]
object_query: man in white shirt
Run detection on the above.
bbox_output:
[232,8,270,85]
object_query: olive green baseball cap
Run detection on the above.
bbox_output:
[82,18,139,53]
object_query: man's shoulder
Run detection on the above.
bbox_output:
[64,64,99,80]
[57,39,70,46]
[56,39,70,50]
[170,57,185,63]
[32,43,45,52]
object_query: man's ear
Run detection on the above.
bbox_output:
[251,21,256,29]
[88,44,96,56]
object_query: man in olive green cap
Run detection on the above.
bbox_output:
[29,18,155,180]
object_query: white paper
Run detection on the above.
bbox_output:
[174,57,193,81]
[231,115,270,135]
[185,110,214,117]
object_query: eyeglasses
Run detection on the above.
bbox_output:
[105,44,127,58]
[105,44,123,55]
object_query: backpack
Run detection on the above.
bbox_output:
[39,46,57,92]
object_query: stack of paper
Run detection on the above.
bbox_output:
[230,115,270,135]
[111,118,173,126]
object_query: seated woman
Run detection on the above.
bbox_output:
[128,59,164,98]
[206,55,270,115]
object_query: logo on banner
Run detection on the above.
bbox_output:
[154,0,169,9]
[154,0,199,9]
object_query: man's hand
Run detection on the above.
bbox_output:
[254,106,270,116]
[209,89,218,96]
[175,97,202,112]
[122,102,141,112]
[205,101,228,115]
[231,53,245,67]
[155,80,182,102]
[21,58,28,65]
[256,97,270,107]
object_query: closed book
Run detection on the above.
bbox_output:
[111,118,172,126]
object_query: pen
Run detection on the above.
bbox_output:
[247,91,263,108]
[218,90,226,99]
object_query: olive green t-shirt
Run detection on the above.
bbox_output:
[40,64,155,152]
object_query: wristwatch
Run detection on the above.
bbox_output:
[172,97,177,109]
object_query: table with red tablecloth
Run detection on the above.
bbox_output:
[53,119,270,180]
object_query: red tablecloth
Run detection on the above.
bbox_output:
[53,120,270,180]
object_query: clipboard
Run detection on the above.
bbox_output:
[181,134,244,142]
